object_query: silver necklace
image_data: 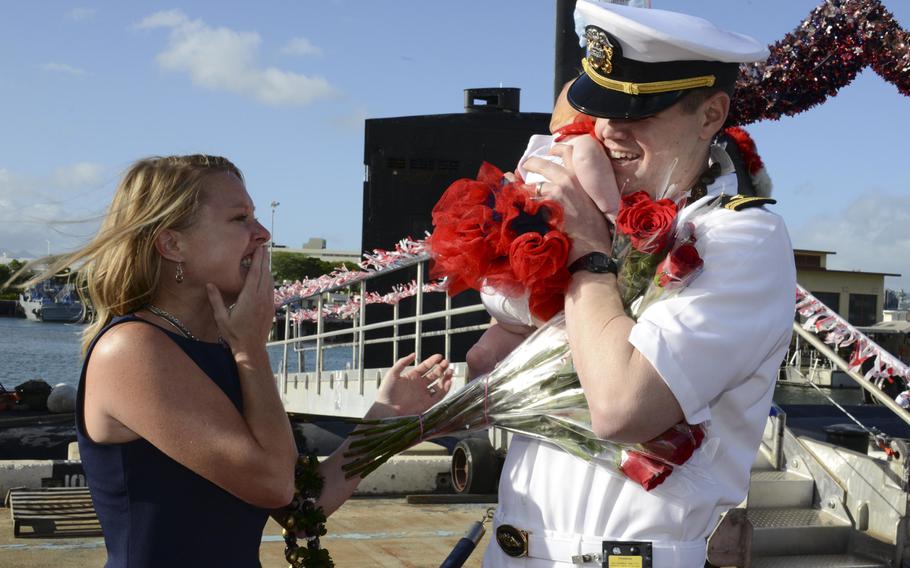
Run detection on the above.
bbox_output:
[146,304,201,341]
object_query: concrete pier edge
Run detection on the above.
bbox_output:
[1,453,453,500]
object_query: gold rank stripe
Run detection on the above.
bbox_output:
[723,195,777,211]
[582,58,716,95]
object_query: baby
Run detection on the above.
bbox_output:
[466,81,620,379]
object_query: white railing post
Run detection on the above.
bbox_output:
[316,294,324,395]
[415,261,425,363]
[392,303,400,363]
[445,294,452,361]
[296,321,303,374]
[358,281,366,396]
[282,306,290,391]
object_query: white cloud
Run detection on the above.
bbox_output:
[67,7,95,21]
[41,63,87,76]
[330,106,369,132]
[281,37,322,56]
[137,10,337,107]
[0,164,109,256]
[54,162,106,189]
[789,191,910,291]
[137,9,187,29]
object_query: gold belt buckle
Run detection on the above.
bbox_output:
[495,524,529,557]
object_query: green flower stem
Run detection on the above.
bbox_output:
[618,249,665,309]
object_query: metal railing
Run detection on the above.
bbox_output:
[791,321,910,427]
[270,265,910,430]
[268,258,489,417]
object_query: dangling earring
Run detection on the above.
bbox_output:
[175,262,185,284]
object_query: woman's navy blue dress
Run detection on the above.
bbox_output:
[76,315,269,567]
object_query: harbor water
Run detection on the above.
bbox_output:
[0,318,85,391]
[0,316,870,407]
[0,317,353,391]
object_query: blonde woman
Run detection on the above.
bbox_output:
[28,155,453,567]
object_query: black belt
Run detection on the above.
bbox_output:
[496,524,653,567]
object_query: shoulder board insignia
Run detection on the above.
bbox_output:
[720,194,777,211]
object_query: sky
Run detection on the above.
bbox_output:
[1,1,909,291]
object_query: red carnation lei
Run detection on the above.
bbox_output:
[427,163,571,321]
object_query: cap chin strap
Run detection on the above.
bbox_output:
[687,144,731,202]
[708,142,736,177]
[581,58,716,95]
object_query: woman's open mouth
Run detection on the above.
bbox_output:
[240,255,253,269]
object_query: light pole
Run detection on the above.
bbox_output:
[269,201,280,270]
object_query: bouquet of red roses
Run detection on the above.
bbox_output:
[344,164,727,492]
[426,162,571,321]
[343,312,710,492]
[611,190,706,318]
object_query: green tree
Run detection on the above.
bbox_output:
[0,259,35,299]
[272,252,350,283]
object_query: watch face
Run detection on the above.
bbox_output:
[590,254,611,272]
[570,252,616,274]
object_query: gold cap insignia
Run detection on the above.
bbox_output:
[585,26,614,76]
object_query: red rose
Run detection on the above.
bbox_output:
[483,257,523,298]
[431,178,493,226]
[491,183,528,254]
[523,190,565,229]
[427,205,500,295]
[528,275,570,321]
[427,161,573,311]
[655,243,703,289]
[620,191,651,208]
[508,231,571,287]
[476,162,506,185]
[616,193,678,254]
[619,451,673,491]
[638,423,706,466]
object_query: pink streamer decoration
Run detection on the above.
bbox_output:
[796,285,909,383]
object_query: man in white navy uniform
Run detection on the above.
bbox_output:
[482,2,796,567]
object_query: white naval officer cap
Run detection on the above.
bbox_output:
[568,0,769,119]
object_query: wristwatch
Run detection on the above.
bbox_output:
[568,252,618,275]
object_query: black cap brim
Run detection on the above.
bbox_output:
[567,72,690,119]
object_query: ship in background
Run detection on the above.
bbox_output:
[18,279,84,323]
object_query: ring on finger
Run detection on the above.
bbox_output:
[535,181,544,198]
[427,385,438,395]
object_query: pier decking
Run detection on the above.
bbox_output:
[0,497,492,567]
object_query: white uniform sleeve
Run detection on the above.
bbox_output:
[628,208,795,425]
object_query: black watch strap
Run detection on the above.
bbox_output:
[568,252,618,275]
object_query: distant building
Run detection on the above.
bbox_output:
[886,288,910,310]
[795,249,901,326]
[274,237,361,264]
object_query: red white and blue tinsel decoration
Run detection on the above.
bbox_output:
[730,0,910,126]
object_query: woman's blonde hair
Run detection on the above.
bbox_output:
[20,154,242,353]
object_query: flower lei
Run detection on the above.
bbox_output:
[281,453,334,568]
[426,162,571,321]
